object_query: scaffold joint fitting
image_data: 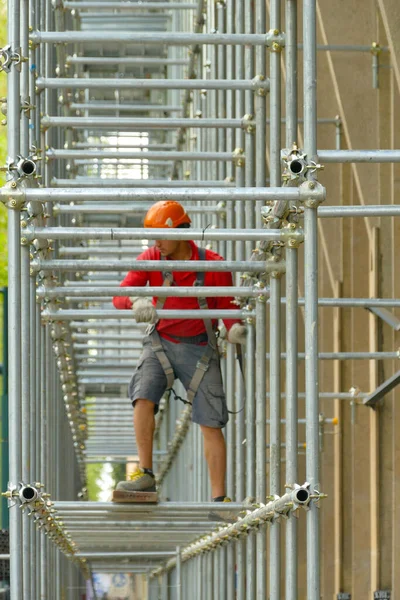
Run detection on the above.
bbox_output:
[241,114,255,134]
[370,42,381,56]
[299,180,326,207]
[252,74,269,96]
[232,147,245,167]
[0,180,26,210]
[0,45,27,72]
[266,29,286,50]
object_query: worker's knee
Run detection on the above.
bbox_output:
[200,424,224,440]
[133,398,157,414]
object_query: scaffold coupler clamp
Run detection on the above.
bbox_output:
[282,143,325,184]
[241,302,255,325]
[0,44,27,72]
[0,177,27,210]
[1,154,38,191]
[308,486,328,508]
[283,482,313,514]
[299,179,326,208]
[241,113,255,134]
[2,482,40,508]
[266,29,286,51]
[232,147,245,167]
[251,74,269,96]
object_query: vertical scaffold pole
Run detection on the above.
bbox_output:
[234,0,245,263]
[269,0,282,596]
[1,288,8,531]
[245,321,256,600]
[7,0,23,595]
[21,243,31,600]
[20,0,31,571]
[244,0,255,258]
[285,245,299,600]
[255,296,267,597]
[285,0,299,598]
[303,0,320,597]
[255,0,266,229]
[269,273,282,600]
[29,274,37,600]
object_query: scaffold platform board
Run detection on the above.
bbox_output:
[112,490,158,504]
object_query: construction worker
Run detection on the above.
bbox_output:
[112,200,246,504]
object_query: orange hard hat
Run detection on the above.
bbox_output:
[144,200,191,228]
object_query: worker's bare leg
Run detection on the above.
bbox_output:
[133,398,155,470]
[200,425,226,498]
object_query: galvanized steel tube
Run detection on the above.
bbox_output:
[285,246,299,600]
[256,297,267,598]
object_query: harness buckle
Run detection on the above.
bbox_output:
[196,359,210,373]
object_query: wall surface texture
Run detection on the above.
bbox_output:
[301,1,400,597]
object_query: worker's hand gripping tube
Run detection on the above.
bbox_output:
[227,323,247,344]
[131,297,158,324]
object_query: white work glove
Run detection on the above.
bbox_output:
[227,323,247,345]
[130,297,157,324]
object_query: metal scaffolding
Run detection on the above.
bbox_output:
[1,0,400,598]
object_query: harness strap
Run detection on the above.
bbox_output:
[149,246,217,405]
[155,269,173,310]
[149,328,175,390]
[186,344,215,404]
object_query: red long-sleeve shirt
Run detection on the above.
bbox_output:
[113,241,241,340]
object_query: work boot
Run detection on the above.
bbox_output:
[116,467,156,492]
[208,496,237,523]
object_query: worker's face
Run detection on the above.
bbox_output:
[154,238,180,257]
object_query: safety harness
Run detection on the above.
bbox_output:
[148,247,219,405]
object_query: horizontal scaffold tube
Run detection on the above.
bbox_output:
[53,501,246,513]
[31,259,284,273]
[2,186,311,203]
[54,204,224,216]
[41,309,253,320]
[78,352,399,362]
[38,79,269,92]
[49,179,236,188]
[151,485,311,575]
[30,30,284,46]
[318,205,400,217]
[68,103,183,112]
[64,2,198,9]
[74,551,178,559]
[41,116,256,129]
[74,13,172,21]
[67,58,189,67]
[318,150,400,162]
[73,142,175,149]
[300,298,400,307]
[26,226,302,243]
[299,43,389,52]
[37,286,270,298]
[47,149,236,161]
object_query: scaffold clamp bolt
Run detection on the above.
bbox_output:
[241,113,255,134]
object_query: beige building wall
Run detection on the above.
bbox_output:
[277,1,400,597]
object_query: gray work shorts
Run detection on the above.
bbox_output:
[128,334,228,429]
